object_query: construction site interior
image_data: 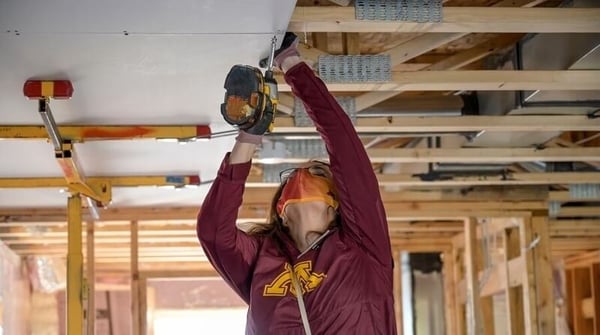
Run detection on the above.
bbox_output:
[0,0,599,334]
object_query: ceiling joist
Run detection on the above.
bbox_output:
[254,147,600,164]
[276,70,600,92]
[271,113,600,134]
[289,7,600,33]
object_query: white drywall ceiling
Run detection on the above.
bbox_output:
[0,0,297,208]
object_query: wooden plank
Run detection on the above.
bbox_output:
[452,246,467,335]
[255,147,600,164]
[494,0,548,6]
[531,216,556,334]
[518,217,539,335]
[475,230,495,335]
[130,220,140,335]
[139,277,148,335]
[342,33,360,55]
[289,7,600,33]
[555,207,600,218]
[456,256,525,301]
[276,70,600,92]
[565,250,600,269]
[593,264,600,335]
[386,33,466,66]
[271,113,600,133]
[464,218,484,335]
[571,267,594,334]
[312,32,329,52]
[582,298,594,319]
[504,228,525,335]
[443,250,457,335]
[356,33,523,111]
[424,34,523,71]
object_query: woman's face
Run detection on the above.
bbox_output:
[277,161,338,250]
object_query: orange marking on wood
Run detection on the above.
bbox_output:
[82,126,153,139]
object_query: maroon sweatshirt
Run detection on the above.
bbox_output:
[197,63,397,335]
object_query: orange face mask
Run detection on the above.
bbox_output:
[276,169,338,218]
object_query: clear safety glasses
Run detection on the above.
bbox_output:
[279,162,332,183]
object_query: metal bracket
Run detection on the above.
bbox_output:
[355,0,443,22]
[294,96,357,126]
[318,55,391,83]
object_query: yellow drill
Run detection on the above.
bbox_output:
[220,36,278,132]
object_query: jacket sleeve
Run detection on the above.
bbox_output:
[283,63,392,267]
[196,153,260,303]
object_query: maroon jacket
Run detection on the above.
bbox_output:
[197,63,397,334]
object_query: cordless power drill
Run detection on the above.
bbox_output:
[221,36,279,132]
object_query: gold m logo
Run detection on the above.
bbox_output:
[263,261,326,297]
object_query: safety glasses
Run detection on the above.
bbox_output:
[279,161,331,183]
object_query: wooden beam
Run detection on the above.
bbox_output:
[531,216,556,334]
[443,250,457,335]
[355,33,524,111]
[276,70,600,92]
[271,113,600,133]
[342,33,361,55]
[592,263,600,335]
[494,0,548,6]
[555,207,600,218]
[570,267,594,334]
[565,250,600,269]
[131,220,140,335]
[504,228,525,335]
[424,34,523,71]
[255,147,600,164]
[452,246,466,335]
[289,7,600,33]
[0,204,574,223]
[464,218,484,334]
[519,217,539,335]
[385,33,466,66]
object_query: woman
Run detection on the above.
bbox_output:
[197,33,397,335]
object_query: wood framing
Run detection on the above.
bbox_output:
[271,113,600,133]
[276,70,600,92]
[255,147,600,164]
[289,7,600,33]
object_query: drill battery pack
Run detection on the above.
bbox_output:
[221,65,269,130]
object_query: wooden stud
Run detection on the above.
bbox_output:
[518,217,539,335]
[475,222,495,335]
[504,228,525,335]
[452,246,466,335]
[139,277,148,335]
[593,264,600,335]
[531,216,556,334]
[131,220,140,335]
[443,250,457,335]
[571,267,594,334]
[392,249,403,335]
[464,218,484,335]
